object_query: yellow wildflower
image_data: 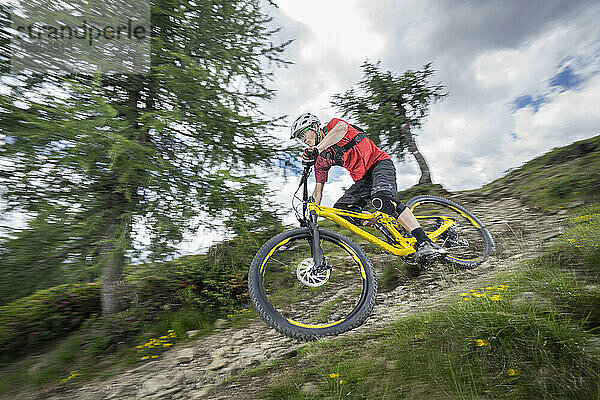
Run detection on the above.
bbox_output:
[472,292,485,298]
[329,373,340,378]
[489,295,502,301]
[507,368,520,376]
[339,380,345,384]
[475,339,489,347]
[460,293,469,296]
[141,356,149,360]
[151,355,159,359]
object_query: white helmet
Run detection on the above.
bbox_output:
[290,113,320,139]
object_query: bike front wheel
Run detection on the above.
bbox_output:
[248,228,376,341]
[406,195,495,268]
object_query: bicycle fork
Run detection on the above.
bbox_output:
[307,209,325,270]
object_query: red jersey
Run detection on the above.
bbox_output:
[314,118,390,183]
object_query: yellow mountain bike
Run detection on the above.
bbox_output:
[248,165,494,340]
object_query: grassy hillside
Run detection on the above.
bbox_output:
[259,207,600,399]
[235,136,600,399]
[396,134,600,208]
[1,136,599,399]
[477,135,600,207]
[0,228,281,397]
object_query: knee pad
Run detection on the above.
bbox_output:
[371,192,407,216]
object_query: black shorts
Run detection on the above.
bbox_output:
[333,159,398,209]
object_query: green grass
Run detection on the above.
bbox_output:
[251,205,600,399]
[3,136,600,399]
[313,297,345,324]
[378,259,409,291]
[0,308,222,397]
[479,135,600,208]
[264,292,599,399]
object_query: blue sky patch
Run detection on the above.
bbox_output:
[549,66,582,91]
[2,135,16,144]
[513,94,546,112]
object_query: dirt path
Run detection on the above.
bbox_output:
[34,195,570,400]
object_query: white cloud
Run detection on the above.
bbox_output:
[512,74,600,149]
[5,1,600,256]
[275,0,386,64]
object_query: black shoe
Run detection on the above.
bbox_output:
[413,241,447,262]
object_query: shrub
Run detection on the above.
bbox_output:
[125,228,283,312]
[0,283,100,358]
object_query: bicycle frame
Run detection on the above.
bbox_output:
[296,166,457,259]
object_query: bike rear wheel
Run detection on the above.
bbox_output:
[405,195,495,268]
[248,228,376,341]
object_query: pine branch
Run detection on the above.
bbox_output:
[5,240,99,277]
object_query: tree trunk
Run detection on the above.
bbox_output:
[401,124,432,185]
[100,238,126,316]
[99,219,126,317]
[97,75,139,317]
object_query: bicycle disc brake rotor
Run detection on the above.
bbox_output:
[296,258,330,287]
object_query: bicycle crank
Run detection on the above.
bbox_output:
[296,258,330,287]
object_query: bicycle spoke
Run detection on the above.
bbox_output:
[261,236,365,327]
[410,198,492,266]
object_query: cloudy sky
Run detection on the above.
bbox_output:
[255,0,600,211]
[183,0,600,253]
[4,0,600,256]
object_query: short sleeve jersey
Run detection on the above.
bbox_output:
[314,118,390,183]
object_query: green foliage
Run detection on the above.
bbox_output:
[0,283,100,359]
[126,226,283,311]
[0,222,282,364]
[0,0,292,314]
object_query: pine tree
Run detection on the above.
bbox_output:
[0,0,290,312]
[332,61,447,184]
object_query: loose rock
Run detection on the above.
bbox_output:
[214,319,229,329]
[186,330,200,338]
[139,376,172,396]
[176,348,194,363]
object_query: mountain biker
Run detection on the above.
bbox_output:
[290,112,446,262]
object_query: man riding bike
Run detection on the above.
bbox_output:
[291,112,446,262]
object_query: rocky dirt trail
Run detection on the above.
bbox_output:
[34,194,575,400]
